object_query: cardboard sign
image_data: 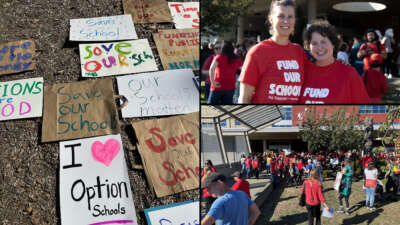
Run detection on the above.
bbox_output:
[153,29,199,70]
[144,200,199,225]
[0,40,35,76]
[70,15,138,41]
[132,112,199,197]
[41,78,120,142]
[116,69,199,118]
[0,77,43,121]
[79,39,158,77]
[59,134,138,225]
[123,0,173,24]
[168,2,199,29]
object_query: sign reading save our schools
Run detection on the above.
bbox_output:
[153,29,199,70]
[132,112,199,197]
[0,40,35,76]
[60,134,138,225]
[79,39,158,77]
[168,2,199,29]
[0,77,43,121]
[144,200,199,225]
[41,78,120,142]
[70,15,138,41]
[116,69,199,118]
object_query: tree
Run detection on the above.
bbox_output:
[378,106,400,150]
[299,107,330,153]
[201,0,255,36]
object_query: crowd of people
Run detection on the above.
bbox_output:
[201,149,400,225]
[201,0,398,104]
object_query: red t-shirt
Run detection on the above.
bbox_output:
[301,179,326,206]
[362,69,387,103]
[245,158,252,167]
[239,39,308,103]
[232,178,251,198]
[299,60,371,104]
[364,157,372,169]
[211,55,242,91]
[252,159,259,169]
[202,54,215,84]
[360,42,386,70]
[297,162,304,171]
[271,161,278,174]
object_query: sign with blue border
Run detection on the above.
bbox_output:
[144,200,199,225]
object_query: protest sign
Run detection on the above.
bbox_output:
[79,39,158,77]
[132,112,199,197]
[0,77,43,121]
[116,69,199,118]
[333,172,343,191]
[123,0,173,24]
[70,15,138,41]
[144,200,199,225]
[153,29,199,70]
[168,2,199,29]
[41,78,120,142]
[59,134,138,225]
[0,40,35,76]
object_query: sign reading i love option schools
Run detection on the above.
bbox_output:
[0,40,35,76]
[168,2,199,29]
[80,39,158,77]
[41,78,120,142]
[132,112,199,197]
[0,77,43,121]
[116,69,199,118]
[153,29,199,70]
[70,15,138,41]
[123,0,173,24]
[144,200,199,225]
[59,134,138,225]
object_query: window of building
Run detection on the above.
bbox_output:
[359,105,388,114]
[282,107,292,120]
[235,120,241,126]
[220,120,227,127]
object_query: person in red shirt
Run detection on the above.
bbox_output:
[362,53,387,103]
[202,43,222,101]
[299,20,371,104]
[245,156,252,178]
[208,41,243,104]
[231,171,251,198]
[364,153,373,169]
[270,158,279,189]
[201,160,217,215]
[358,29,387,71]
[252,157,260,179]
[301,169,329,225]
[239,0,309,104]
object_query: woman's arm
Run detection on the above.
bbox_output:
[238,83,255,104]
[209,60,220,88]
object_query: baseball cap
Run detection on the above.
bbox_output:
[369,53,382,65]
[201,173,226,189]
[231,171,241,178]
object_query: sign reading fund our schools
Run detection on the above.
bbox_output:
[144,200,199,225]
[168,2,199,29]
[41,78,120,142]
[0,77,43,121]
[132,112,199,197]
[70,15,138,41]
[153,29,199,70]
[0,40,35,76]
[79,39,158,77]
[116,69,199,118]
[59,134,138,225]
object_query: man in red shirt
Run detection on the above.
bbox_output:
[245,156,252,178]
[231,171,251,198]
[358,29,387,71]
[252,157,260,179]
[362,53,387,103]
[271,158,279,189]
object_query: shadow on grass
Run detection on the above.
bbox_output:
[279,196,297,202]
[255,183,286,225]
[342,208,383,225]
[265,212,308,225]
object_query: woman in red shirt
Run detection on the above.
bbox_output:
[201,160,217,214]
[301,169,329,225]
[208,41,243,104]
[299,20,371,104]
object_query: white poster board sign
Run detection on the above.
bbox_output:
[116,69,199,118]
[70,15,138,41]
[144,200,199,225]
[168,2,199,29]
[79,39,158,77]
[0,77,43,121]
[59,134,138,225]
[333,172,343,191]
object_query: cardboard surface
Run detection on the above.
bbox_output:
[123,0,173,24]
[0,40,35,76]
[168,2,199,29]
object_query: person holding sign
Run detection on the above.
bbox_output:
[201,173,260,225]
[337,159,352,215]
[364,162,378,210]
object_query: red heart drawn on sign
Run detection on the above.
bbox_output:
[91,138,120,166]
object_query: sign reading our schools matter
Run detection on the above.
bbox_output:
[153,29,199,70]
[123,0,173,24]
[0,40,35,76]
[59,134,138,225]
[132,112,199,197]
[41,78,120,142]
[0,77,43,121]
[79,39,158,77]
[70,15,138,41]
[116,69,199,118]
[144,200,199,225]
[168,2,199,29]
